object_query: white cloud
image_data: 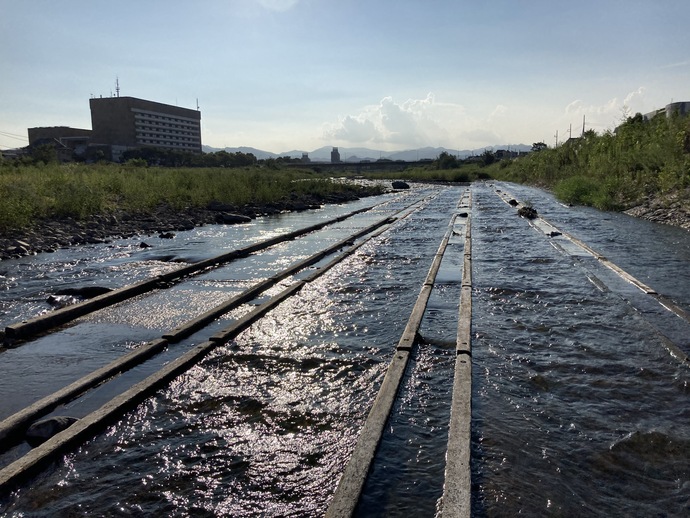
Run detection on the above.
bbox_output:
[489,104,508,119]
[559,88,650,132]
[323,93,627,150]
[379,96,425,144]
[623,87,646,110]
[328,115,379,142]
[565,100,584,114]
[324,93,467,149]
[659,60,690,70]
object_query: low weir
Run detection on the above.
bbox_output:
[1,183,689,516]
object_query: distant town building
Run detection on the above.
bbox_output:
[643,101,690,121]
[28,126,92,147]
[494,149,521,160]
[301,152,310,163]
[331,147,341,163]
[27,126,92,161]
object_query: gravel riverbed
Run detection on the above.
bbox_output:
[0,190,369,261]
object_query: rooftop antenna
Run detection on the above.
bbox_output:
[115,77,120,98]
[196,98,200,111]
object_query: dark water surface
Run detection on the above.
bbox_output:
[1,183,689,516]
[471,183,690,516]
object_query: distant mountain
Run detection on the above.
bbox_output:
[203,144,533,161]
[387,147,460,161]
[202,145,278,160]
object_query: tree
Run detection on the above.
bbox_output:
[435,151,459,170]
[481,149,496,166]
[531,142,548,152]
[31,143,58,164]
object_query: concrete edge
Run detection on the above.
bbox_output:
[0,195,425,495]
[0,338,169,447]
[442,191,473,518]
[326,198,462,517]
[3,205,379,344]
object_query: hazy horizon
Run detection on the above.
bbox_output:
[2,1,689,154]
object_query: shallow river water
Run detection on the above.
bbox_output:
[1,182,689,516]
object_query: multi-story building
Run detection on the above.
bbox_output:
[89,96,202,156]
[26,95,203,162]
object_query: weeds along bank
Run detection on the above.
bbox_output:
[0,164,383,234]
[488,113,690,215]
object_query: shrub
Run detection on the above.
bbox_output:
[553,176,600,206]
[451,170,470,182]
[125,158,148,168]
[495,113,690,211]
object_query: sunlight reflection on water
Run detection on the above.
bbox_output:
[2,185,690,516]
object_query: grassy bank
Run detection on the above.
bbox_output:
[487,113,690,210]
[0,164,383,233]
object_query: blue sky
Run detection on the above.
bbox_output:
[1,0,689,153]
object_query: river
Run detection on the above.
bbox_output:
[1,182,689,516]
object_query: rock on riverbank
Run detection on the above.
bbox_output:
[0,190,369,261]
[624,189,690,231]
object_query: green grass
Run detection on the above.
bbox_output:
[0,163,383,232]
[488,113,690,210]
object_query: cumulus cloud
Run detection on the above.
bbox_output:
[323,93,464,148]
[329,115,379,142]
[379,96,425,144]
[623,87,646,110]
[565,100,585,114]
[560,88,650,131]
[323,93,564,149]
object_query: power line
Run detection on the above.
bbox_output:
[0,130,28,141]
[0,130,28,151]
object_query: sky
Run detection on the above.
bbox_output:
[1,0,689,154]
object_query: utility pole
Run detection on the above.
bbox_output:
[582,115,586,136]
[554,130,558,147]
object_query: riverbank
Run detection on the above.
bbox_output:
[3,183,688,261]
[0,190,373,261]
[623,188,690,231]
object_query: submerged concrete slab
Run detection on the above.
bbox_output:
[442,204,472,518]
